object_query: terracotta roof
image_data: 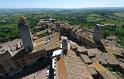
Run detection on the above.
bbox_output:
[89,62,118,79]
[57,57,68,79]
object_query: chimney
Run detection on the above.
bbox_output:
[18,16,33,53]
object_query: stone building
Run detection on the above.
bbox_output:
[0,32,60,78]
[62,37,68,55]
[93,24,104,42]
[0,17,61,78]
[18,16,33,53]
[0,43,18,77]
[35,19,97,48]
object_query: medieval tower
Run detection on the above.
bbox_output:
[18,16,33,53]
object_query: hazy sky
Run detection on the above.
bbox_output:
[0,0,124,8]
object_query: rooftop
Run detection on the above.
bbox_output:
[0,32,60,58]
[21,69,47,79]
[0,39,22,55]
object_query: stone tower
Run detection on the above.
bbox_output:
[62,37,68,55]
[93,24,104,42]
[18,16,33,53]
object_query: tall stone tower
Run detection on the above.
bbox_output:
[93,24,104,42]
[18,16,33,53]
[62,37,68,55]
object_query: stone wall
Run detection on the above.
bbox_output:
[0,50,17,76]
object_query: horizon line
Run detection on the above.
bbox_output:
[0,7,124,9]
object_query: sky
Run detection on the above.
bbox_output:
[0,0,124,8]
